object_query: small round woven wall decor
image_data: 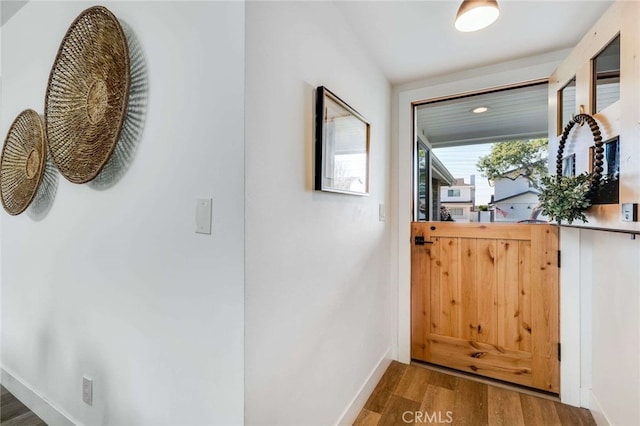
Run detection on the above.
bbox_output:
[45,6,130,184]
[1,110,47,215]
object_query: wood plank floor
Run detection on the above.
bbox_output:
[1,386,47,426]
[354,362,595,426]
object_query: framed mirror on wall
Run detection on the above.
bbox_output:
[557,76,576,135]
[315,86,370,196]
[592,34,620,114]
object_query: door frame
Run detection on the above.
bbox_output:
[393,51,583,406]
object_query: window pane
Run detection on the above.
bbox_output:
[417,144,428,220]
[563,154,576,177]
[558,77,576,134]
[604,138,620,179]
[593,35,620,113]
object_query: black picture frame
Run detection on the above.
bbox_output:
[315,86,370,195]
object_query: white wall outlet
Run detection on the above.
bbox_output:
[379,203,386,222]
[621,203,638,222]
[196,198,213,234]
[82,376,93,405]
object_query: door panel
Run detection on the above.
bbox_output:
[411,222,560,393]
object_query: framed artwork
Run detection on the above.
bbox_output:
[315,86,370,195]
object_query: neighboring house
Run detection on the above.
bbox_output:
[441,176,476,222]
[490,170,545,222]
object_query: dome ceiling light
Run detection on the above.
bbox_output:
[455,0,500,32]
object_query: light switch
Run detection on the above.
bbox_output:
[82,376,93,405]
[379,203,386,222]
[196,198,212,234]
[621,203,638,222]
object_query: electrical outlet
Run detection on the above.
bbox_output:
[621,203,638,222]
[196,198,213,235]
[82,376,93,405]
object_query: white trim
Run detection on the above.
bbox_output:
[394,51,568,365]
[589,391,612,426]
[335,346,393,426]
[560,227,581,407]
[580,387,591,408]
[1,367,78,426]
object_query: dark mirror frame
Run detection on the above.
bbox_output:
[557,76,576,136]
[314,86,371,196]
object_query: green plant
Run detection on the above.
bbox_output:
[477,138,549,189]
[538,173,593,224]
[477,205,489,211]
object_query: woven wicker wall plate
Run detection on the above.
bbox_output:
[45,6,130,184]
[1,110,48,215]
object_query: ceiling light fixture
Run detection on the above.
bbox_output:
[472,106,489,114]
[455,0,500,32]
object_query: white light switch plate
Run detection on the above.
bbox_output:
[196,198,212,235]
[82,376,93,405]
[379,203,386,222]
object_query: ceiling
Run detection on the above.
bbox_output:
[416,83,548,148]
[1,1,612,147]
[335,1,613,85]
[335,1,613,148]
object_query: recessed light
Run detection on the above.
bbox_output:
[472,106,489,114]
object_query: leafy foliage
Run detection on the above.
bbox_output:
[476,139,549,189]
[538,174,593,224]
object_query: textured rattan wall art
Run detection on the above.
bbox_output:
[27,155,59,221]
[89,19,148,190]
[0,110,48,215]
[45,5,131,184]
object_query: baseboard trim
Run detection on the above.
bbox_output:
[335,346,393,426]
[589,391,611,426]
[1,367,78,426]
[580,387,591,409]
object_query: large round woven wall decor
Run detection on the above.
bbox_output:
[1,110,47,215]
[45,6,130,184]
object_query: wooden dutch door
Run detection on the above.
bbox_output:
[411,222,560,393]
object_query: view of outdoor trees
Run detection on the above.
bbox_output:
[430,138,549,223]
[476,138,549,190]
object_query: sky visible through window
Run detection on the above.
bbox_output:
[433,143,494,206]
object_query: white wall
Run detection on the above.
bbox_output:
[1,2,245,425]
[245,2,393,425]
[550,2,640,423]
[582,230,640,425]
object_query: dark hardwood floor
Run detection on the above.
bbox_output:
[354,361,596,426]
[1,386,46,426]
